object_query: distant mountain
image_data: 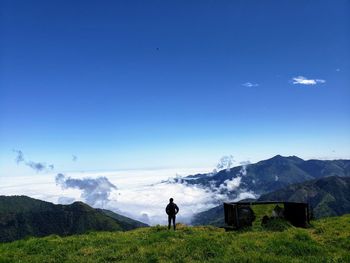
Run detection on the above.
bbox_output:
[0,196,147,242]
[191,176,350,226]
[259,176,350,219]
[191,205,225,226]
[180,155,350,199]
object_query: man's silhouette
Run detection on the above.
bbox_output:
[166,198,179,230]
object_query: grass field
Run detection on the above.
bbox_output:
[0,215,349,263]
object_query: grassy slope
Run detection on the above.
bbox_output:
[0,215,349,263]
[0,196,148,242]
[97,209,148,229]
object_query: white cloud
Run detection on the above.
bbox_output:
[242,82,259,88]
[239,161,251,176]
[235,191,257,201]
[108,181,221,225]
[0,168,218,226]
[1,165,258,226]
[315,79,326,83]
[215,155,235,172]
[55,173,117,206]
[219,177,241,191]
[217,161,250,192]
[292,76,326,85]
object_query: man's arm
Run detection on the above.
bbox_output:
[165,204,169,215]
[175,204,179,214]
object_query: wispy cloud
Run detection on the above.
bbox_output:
[217,160,251,193]
[13,150,24,164]
[292,76,326,85]
[204,155,236,176]
[26,161,47,172]
[13,149,54,173]
[55,173,117,206]
[242,82,259,88]
[219,176,241,191]
[215,155,235,172]
[239,161,251,176]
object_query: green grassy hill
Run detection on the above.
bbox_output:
[0,215,349,263]
[0,196,147,242]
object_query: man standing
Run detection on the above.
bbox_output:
[166,198,179,230]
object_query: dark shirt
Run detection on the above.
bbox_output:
[166,203,179,216]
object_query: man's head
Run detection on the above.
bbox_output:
[169,198,174,203]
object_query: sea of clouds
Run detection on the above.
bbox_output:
[1,168,226,225]
[1,153,256,225]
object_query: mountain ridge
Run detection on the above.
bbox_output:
[180,155,350,200]
[0,195,148,242]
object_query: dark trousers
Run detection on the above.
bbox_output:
[168,215,176,230]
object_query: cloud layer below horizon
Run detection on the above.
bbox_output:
[1,168,228,225]
[1,166,258,225]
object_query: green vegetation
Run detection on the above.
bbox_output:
[0,196,147,242]
[1,215,349,263]
[261,218,293,232]
[97,209,148,230]
[250,203,282,229]
[259,176,350,218]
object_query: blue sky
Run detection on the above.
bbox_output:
[1,0,350,174]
